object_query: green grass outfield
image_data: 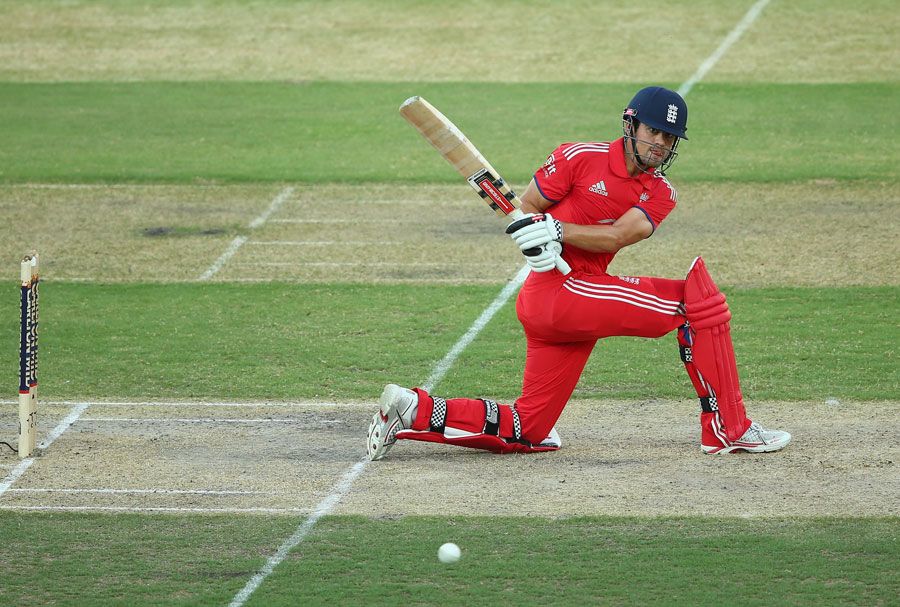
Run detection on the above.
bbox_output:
[1,82,897,184]
[0,283,896,402]
[0,514,897,607]
[1,1,898,605]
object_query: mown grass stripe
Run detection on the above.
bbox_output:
[678,0,771,96]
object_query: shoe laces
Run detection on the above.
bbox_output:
[744,422,766,442]
[748,421,785,444]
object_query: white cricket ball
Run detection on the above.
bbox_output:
[437,542,461,563]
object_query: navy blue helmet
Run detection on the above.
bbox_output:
[623,86,688,140]
[622,86,688,173]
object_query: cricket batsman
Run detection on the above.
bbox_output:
[367,86,791,459]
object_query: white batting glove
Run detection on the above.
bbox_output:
[505,213,563,252]
[523,242,562,273]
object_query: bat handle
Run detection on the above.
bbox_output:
[522,244,571,275]
[554,255,572,275]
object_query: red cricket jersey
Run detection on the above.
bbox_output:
[532,137,678,275]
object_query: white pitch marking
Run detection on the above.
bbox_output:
[246,240,401,246]
[198,235,247,281]
[230,265,532,607]
[231,261,509,268]
[678,0,772,97]
[249,186,296,229]
[0,505,307,514]
[198,185,295,280]
[8,488,275,496]
[0,403,88,499]
[0,399,373,409]
[78,418,314,423]
[228,459,367,607]
[423,264,530,392]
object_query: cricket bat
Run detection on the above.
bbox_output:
[399,96,570,275]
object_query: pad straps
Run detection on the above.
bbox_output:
[429,396,447,433]
[683,257,751,442]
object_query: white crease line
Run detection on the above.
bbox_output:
[0,403,88,499]
[0,505,307,514]
[424,264,531,392]
[198,186,295,280]
[78,418,316,423]
[198,235,248,281]
[228,459,367,607]
[249,187,296,229]
[231,261,510,268]
[8,488,275,496]
[230,266,532,606]
[247,240,401,246]
[0,399,373,409]
[678,0,772,97]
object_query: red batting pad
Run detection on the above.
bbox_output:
[684,258,751,442]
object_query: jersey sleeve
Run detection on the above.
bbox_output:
[634,175,678,232]
[532,144,575,203]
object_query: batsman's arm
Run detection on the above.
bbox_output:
[519,179,554,214]
[520,179,651,253]
[564,209,652,253]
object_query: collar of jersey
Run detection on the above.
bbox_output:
[610,137,656,185]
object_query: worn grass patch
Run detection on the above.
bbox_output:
[708,0,899,83]
[1,0,894,83]
[3,181,896,286]
[609,180,900,288]
[0,184,281,283]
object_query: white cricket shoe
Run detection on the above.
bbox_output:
[702,421,791,454]
[538,426,562,449]
[367,384,418,461]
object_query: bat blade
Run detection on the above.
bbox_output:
[399,96,522,219]
[399,96,570,274]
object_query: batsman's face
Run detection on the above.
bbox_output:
[633,122,678,168]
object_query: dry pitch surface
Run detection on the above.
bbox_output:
[1,399,896,518]
[1,0,897,522]
[2,181,898,286]
[1,0,896,83]
[1,180,897,518]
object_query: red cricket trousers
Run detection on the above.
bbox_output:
[512,270,687,443]
[402,269,687,450]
